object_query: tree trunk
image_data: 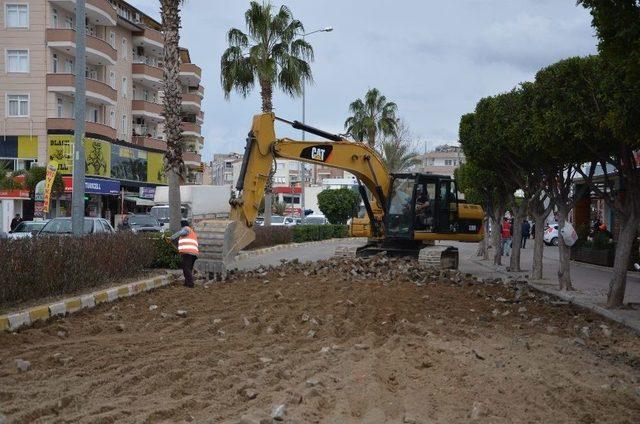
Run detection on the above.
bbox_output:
[509,199,528,272]
[491,206,504,266]
[168,169,181,231]
[160,0,183,233]
[477,216,490,260]
[260,79,273,226]
[556,207,573,291]
[607,211,639,308]
[260,80,273,114]
[531,214,546,280]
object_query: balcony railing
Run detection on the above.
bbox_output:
[132,136,167,151]
[46,28,117,64]
[47,73,117,104]
[48,118,116,140]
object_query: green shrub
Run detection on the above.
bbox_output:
[292,224,348,242]
[0,232,155,307]
[246,226,293,249]
[317,188,360,224]
[150,232,181,269]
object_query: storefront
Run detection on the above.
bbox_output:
[0,189,30,233]
[61,177,121,223]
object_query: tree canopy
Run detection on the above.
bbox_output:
[344,88,398,147]
[317,188,360,225]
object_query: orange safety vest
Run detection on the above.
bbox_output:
[178,226,199,256]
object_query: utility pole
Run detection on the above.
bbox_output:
[71,0,86,235]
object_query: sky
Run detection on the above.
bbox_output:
[128,0,598,160]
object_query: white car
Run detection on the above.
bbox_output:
[304,215,329,225]
[543,224,559,246]
[8,220,49,239]
[263,216,297,226]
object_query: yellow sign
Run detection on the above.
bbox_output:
[47,135,110,177]
[43,161,58,213]
[147,152,167,184]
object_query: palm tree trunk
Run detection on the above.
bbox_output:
[260,79,274,226]
[161,0,184,232]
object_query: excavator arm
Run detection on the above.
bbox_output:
[231,112,390,232]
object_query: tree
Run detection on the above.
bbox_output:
[160,0,186,232]
[380,121,421,172]
[577,1,640,308]
[0,163,18,190]
[317,188,360,224]
[345,88,398,148]
[532,56,603,291]
[18,166,64,199]
[272,201,286,216]
[221,1,313,226]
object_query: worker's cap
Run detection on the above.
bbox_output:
[181,219,190,227]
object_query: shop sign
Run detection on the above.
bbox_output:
[0,189,30,199]
[139,187,156,199]
[62,177,121,195]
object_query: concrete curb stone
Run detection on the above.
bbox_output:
[0,274,171,332]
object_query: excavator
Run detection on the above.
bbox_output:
[194,113,484,278]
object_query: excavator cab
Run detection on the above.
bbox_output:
[385,173,460,240]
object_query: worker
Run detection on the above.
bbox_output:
[501,217,513,256]
[170,219,199,288]
[415,185,432,230]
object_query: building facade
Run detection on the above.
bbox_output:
[0,0,205,229]
[421,144,465,177]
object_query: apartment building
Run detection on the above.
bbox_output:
[0,0,205,228]
[421,144,465,177]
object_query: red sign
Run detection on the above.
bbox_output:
[0,189,30,199]
[62,176,73,193]
[273,186,302,194]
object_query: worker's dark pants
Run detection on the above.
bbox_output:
[521,236,529,249]
[181,254,197,287]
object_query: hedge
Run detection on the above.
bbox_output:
[246,224,348,249]
[0,232,155,306]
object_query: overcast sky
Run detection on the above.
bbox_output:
[129,0,598,160]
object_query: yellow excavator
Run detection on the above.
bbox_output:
[195,113,484,278]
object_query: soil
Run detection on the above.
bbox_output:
[1,257,639,424]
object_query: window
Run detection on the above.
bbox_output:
[444,159,453,166]
[57,98,63,118]
[52,8,58,28]
[109,31,115,48]
[121,114,127,135]
[52,53,58,73]
[121,77,128,98]
[121,38,127,59]
[64,15,73,29]
[64,58,74,73]
[109,110,115,127]
[87,107,98,123]
[6,4,28,28]
[7,94,29,117]
[109,71,115,88]
[6,49,29,73]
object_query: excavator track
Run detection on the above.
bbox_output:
[334,240,459,270]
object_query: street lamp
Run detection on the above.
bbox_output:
[300,26,333,222]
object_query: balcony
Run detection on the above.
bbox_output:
[47,29,117,66]
[132,136,167,151]
[132,63,163,89]
[181,122,201,137]
[49,0,117,26]
[132,100,164,122]
[183,152,202,165]
[179,63,201,85]
[47,118,116,140]
[196,111,204,125]
[47,73,117,106]
[197,85,205,98]
[181,93,201,113]
[132,28,164,53]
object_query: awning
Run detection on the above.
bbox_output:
[125,196,155,206]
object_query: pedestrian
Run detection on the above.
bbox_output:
[169,219,199,288]
[10,213,22,232]
[531,222,536,240]
[501,217,513,257]
[521,219,531,249]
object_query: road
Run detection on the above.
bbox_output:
[232,238,640,304]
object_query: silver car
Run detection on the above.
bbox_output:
[8,220,49,239]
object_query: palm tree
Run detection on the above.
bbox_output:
[160,0,186,232]
[345,88,399,148]
[221,1,313,225]
[381,140,421,172]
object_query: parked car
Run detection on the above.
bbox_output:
[39,217,115,235]
[543,224,559,246]
[8,220,49,239]
[262,215,297,226]
[120,214,162,233]
[304,215,329,225]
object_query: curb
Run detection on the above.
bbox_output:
[470,257,640,334]
[234,237,366,262]
[0,275,171,333]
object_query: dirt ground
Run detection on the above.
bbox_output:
[1,256,640,424]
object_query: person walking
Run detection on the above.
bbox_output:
[10,213,22,231]
[501,217,513,256]
[521,219,531,248]
[170,219,199,288]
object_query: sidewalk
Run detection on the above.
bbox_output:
[452,241,640,333]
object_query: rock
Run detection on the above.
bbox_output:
[320,346,333,354]
[517,307,527,314]
[160,312,170,319]
[574,337,586,347]
[496,297,508,303]
[581,326,590,338]
[301,313,310,323]
[274,290,284,299]
[546,326,558,334]
[307,329,317,338]
[238,414,261,424]
[495,360,505,368]
[243,388,258,400]
[472,349,485,360]
[435,319,444,325]
[0,412,6,424]
[243,317,251,327]
[600,325,612,338]
[176,310,188,318]
[354,343,369,350]
[491,309,499,316]
[149,304,158,311]
[635,387,640,398]
[266,326,275,335]
[116,324,126,332]
[310,318,319,326]
[271,404,286,421]
[57,331,67,338]
[403,416,418,424]
[259,357,272,364]
[287,392,303,404]
[306,378,320,387]
[470,401,485,420]
[16,359,31,372]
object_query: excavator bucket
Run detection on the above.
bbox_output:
[194,219,256,280]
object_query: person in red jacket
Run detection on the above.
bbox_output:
[501,217,513,256]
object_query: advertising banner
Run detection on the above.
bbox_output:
[146,152,167,184]
[48,135,110,177]
[43,161,58,213]
[111,144,148,181]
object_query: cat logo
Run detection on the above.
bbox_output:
[301,145,333,163]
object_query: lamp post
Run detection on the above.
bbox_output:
[300,26,332,222]
[71,0,86,235]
